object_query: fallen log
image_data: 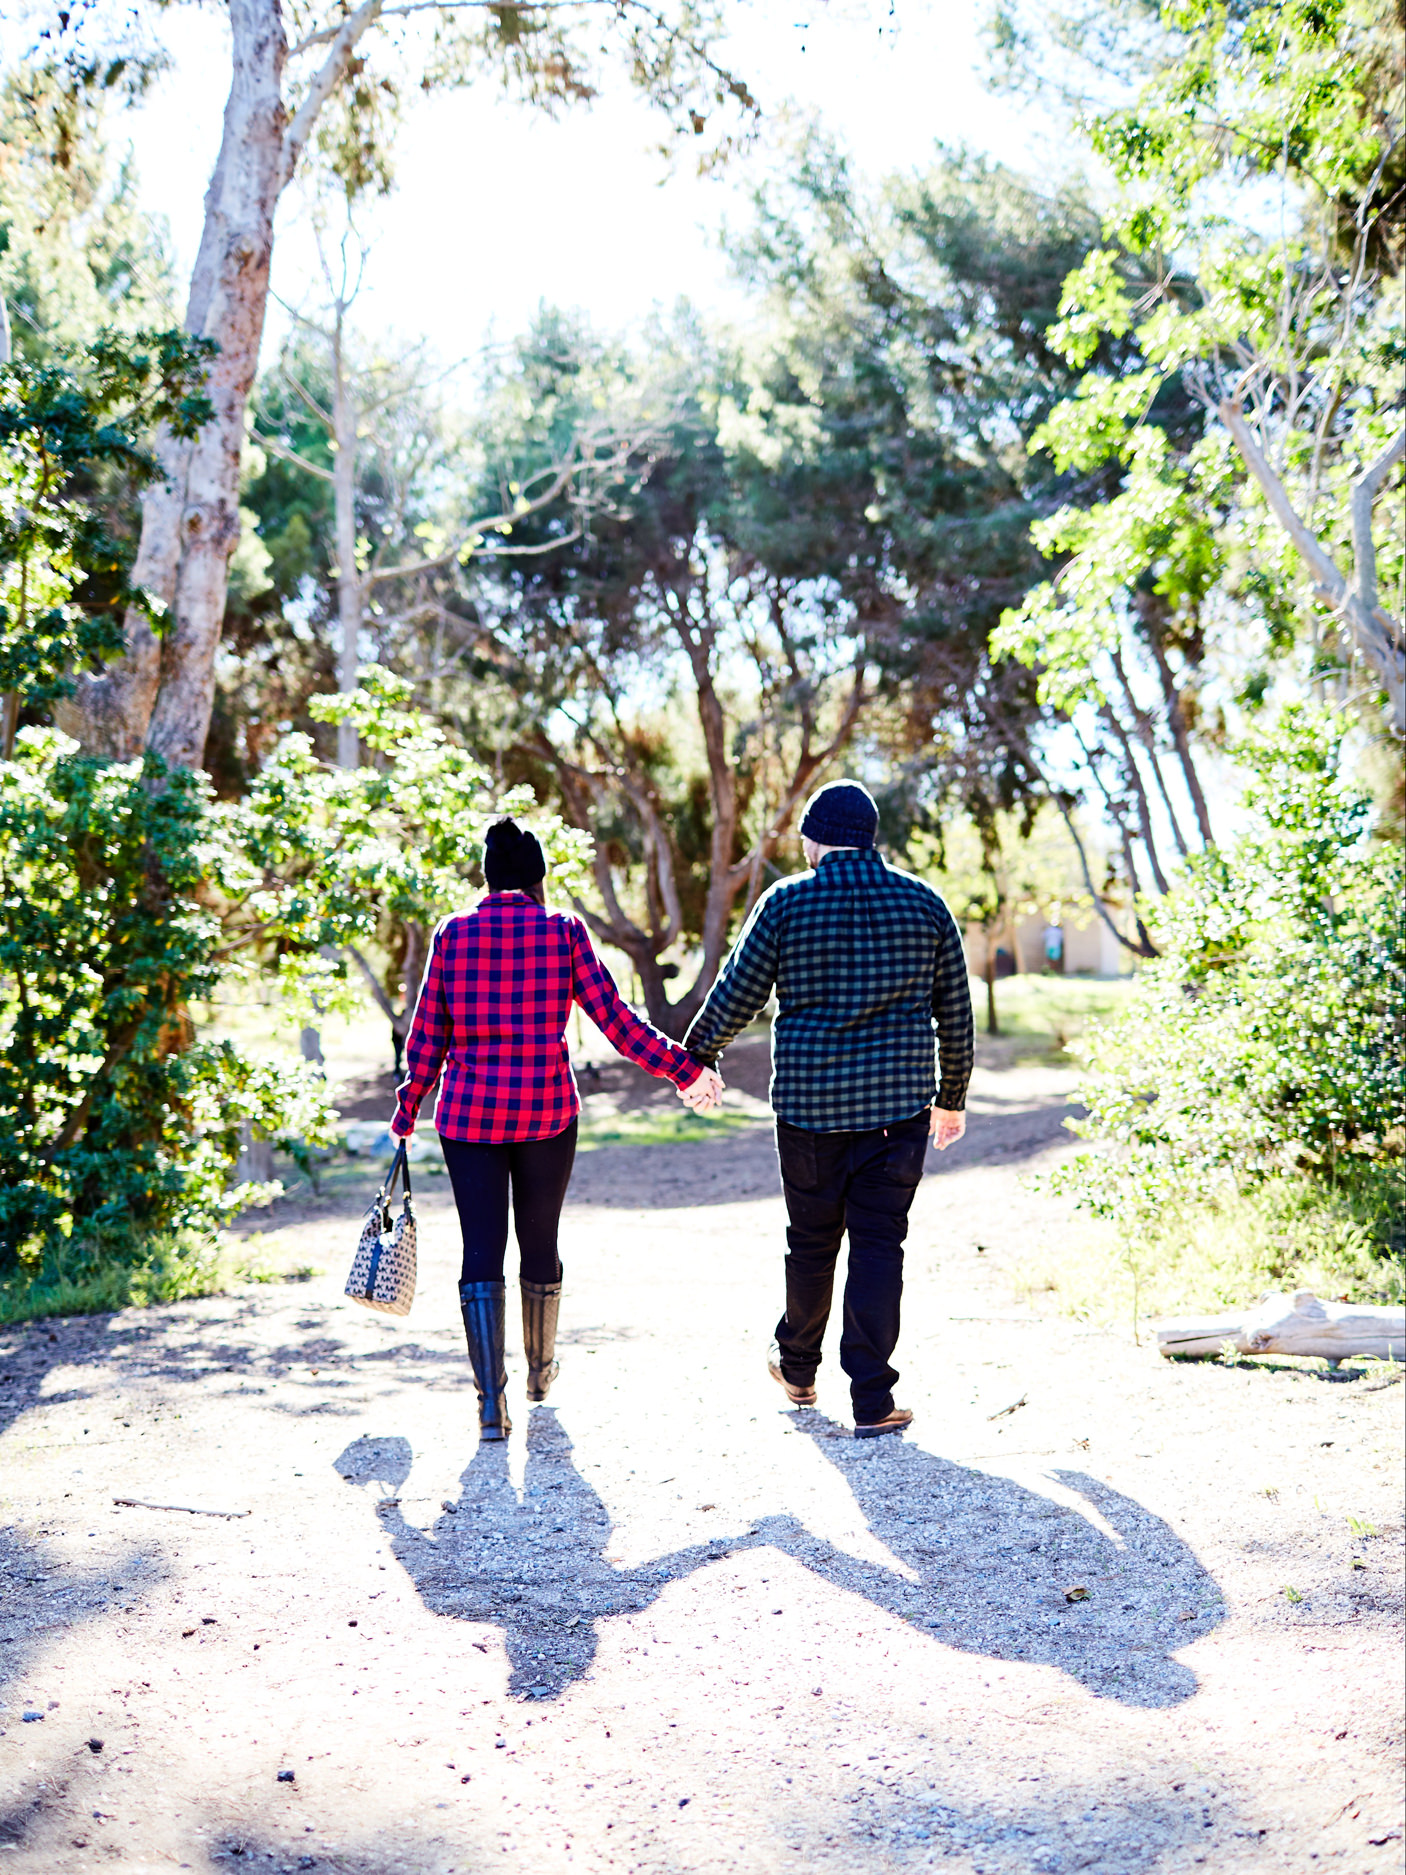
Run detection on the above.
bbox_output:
[1155,1290,1405,1364]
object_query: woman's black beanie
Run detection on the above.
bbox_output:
[483,817,547,892]
[799,780,879,850]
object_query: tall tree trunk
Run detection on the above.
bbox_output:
[983,925,999,1036]
[332,314,361,769]
[57,0,288,762]
[668,608,741,1032]
[1099,705,1170,895]
[144,0,289,771]
[1110,646,1189,858]
[0,292,13,757]
[1134,595,1215,849]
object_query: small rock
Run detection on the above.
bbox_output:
[1064,1586,1091,1603]
[347,1619,358,1628]
[277,1769,296,1783]
[21,1711,43,1723]
[87,1738,103,1753]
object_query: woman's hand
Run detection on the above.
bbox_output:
[678,1067,725,1112]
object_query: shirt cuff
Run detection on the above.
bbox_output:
[673,1056,704,1088]
[935,1086,967,1113]
[686,1044,719,1070]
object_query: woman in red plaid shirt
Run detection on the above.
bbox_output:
[390,819,722,1441]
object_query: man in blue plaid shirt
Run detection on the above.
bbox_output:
[684,780,974,1437]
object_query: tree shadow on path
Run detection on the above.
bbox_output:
[753,1414,1222,1708]
[335,1412,724,1701]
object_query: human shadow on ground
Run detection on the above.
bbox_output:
[338,1408,1221,1711]
[336,1413,725,1700]
[752,1414,1222,1708]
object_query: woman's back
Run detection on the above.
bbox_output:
[393,888,698,1145]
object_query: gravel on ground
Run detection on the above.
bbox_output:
[1,1051,1401,1875]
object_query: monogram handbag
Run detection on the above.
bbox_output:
[345,1140,417,1317]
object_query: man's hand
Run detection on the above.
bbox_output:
[929,1107,966,1151]
[678,1067,725,1112]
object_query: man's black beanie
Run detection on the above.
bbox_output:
[799,780,879,850]
[483,817,547,892]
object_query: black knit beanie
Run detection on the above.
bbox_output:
[483,817,547,892]
[799,780,879,850]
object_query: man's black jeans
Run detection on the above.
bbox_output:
[773,1110,930,1423]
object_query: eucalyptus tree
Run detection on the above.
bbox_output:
[989,0,1405,736]
[35,0,758,772]
[726,139,1161,937]
[427,308,875,1034]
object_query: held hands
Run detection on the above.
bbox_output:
[678,1067,725,1113]
[929,1106,966,1151]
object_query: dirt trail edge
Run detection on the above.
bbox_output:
[1,1063,1402,1875]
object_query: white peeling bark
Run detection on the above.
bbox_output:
[142,0,290,771]
[332,320,363,769]
[60,0,385,766]
[1218,401,1406,733]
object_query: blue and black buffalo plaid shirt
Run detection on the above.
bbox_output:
[684,849,974,1132]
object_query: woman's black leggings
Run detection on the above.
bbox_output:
[440,1121,578,1286]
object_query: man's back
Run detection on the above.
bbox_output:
[684,848,973,1132]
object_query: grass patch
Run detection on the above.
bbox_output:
[980,976,1132,1056]
[1016,1166,1403,1332]
[0,1229,317,1326]
[576,1103,762,1150]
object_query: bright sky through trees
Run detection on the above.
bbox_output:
[119,1,1060,360]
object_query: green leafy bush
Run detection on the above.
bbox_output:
[1054,709,1404,1294]
[0,672,593,1288]
[0,731,336,1275]
[0,333,213,741]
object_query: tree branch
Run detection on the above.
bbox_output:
[258,434,336,484]
[1219,399,1406,729]
[1349,426,1406,622]
[345,943,398,1023]
[282,0,385,189]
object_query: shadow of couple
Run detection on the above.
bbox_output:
[336,1411,1219,1710]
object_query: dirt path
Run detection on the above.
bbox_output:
[1,1057,1402,1875]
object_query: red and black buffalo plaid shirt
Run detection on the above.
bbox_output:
[390,892,702,1143]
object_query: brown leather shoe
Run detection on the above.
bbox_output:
[767,1348,817,1408]
[854,1407,913,1440]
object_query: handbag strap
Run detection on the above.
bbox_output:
[379,1138,413,1205]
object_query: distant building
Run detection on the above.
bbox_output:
[963,907,1136,980]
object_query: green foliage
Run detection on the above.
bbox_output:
[0,333,213,725]
[0,1227,231,1325]
[221,665,593,1006]
[0,669,587,1282]
[0,731,337,1275]
[1053,709,1404,1254]
[993,0,1404,725]
[1019,1167,1401,1327]
[0,60,176,361]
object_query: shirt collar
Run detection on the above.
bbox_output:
[816,847,882,868]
